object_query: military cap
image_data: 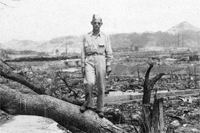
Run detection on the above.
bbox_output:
[91,14,102,23]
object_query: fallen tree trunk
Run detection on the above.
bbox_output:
[0,59,124,132]
[0,61,45,94]
[141,62,165,133]
[0,61,84,105]
[0,61,123,132]
[0,84,125,133]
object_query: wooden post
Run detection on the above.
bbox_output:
[159,98,165,133]
[151,97,165,133]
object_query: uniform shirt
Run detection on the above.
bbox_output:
[81,31,113,68]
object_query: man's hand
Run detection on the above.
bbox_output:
[106,66,112,76]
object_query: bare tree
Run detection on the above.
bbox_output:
[0,61,125,133]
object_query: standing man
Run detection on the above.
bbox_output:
[80,14,113,118]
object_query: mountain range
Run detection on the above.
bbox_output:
[1,21,200,54]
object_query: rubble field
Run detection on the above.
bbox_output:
[1,50,200,133]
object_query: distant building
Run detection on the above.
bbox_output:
[55,49,59,56]
[131,45,139,51]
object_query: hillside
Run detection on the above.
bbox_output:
[35,36,82,54]
[111,21,200,51]
[0,36,82,54]
[1,40,42,51]
[1,21,200,54]
[167,21,200,34]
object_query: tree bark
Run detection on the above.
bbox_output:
[142,63,153,104]
[0,62,45,94]
[0,61,84,105]
[141,62,165,133]
[0,84,125,133]
[151,97,165,133]
[142,63,165,104]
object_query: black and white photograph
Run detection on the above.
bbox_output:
[0,0,200,133]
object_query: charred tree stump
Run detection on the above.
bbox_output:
[141,104,152,132]
[142,63,154,104]
[142,63,165,104]
[142,62,165,133]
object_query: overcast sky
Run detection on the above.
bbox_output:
[0,0,200,43]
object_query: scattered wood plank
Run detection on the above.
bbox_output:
[151,98,165,133]
[4,56,80,62]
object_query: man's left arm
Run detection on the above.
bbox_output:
[105,35,113,76]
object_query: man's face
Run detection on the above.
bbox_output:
[91,20,102,30]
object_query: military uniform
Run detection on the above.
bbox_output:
[81,31,113,112]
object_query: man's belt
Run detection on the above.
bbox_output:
[86,52,104,56]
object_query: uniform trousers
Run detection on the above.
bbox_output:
[83,55,106,112]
